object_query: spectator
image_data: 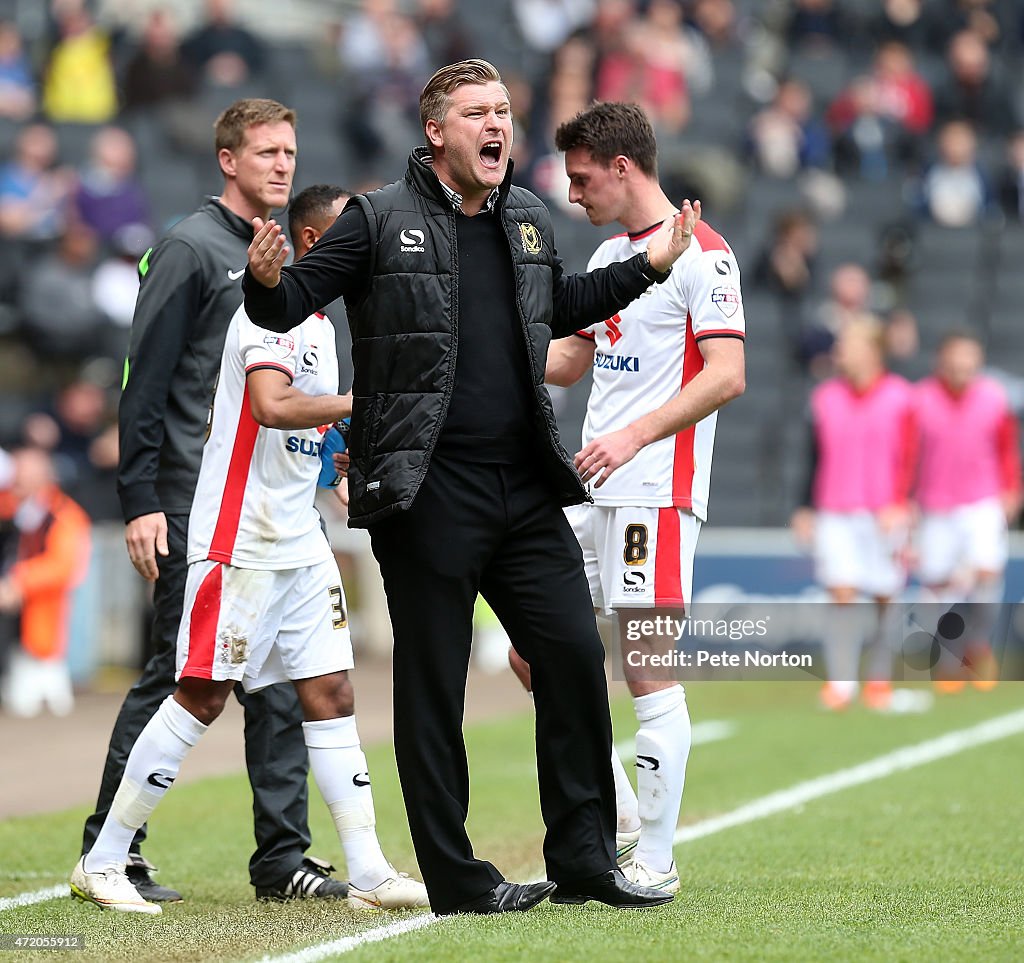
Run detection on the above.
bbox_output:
[747,77,830,177]
[0,447,91,718]
[415,0,473,66]
[0,123,73,242]
[336,0,405,73]
[121,8,197,112]
[340,5,431,170]
[804,262,881,375]
[18,222,113,361]
[72,127,149,243]
[997,129,1024,222]
[933,29,1017,135]
[22,378,120,520]
[182,0,264,88]
[93,222,153,332]
[594,0,691,136]
[866,0,930,52]
[0,20,36,121]
[42,0,118,123]
[786,0,846,52]
[754,209,820,361]
[827,41,933,178]
[513,0,595,54]
[917,119,992,227]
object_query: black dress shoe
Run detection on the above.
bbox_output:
[442,880,557,915]
[550,868,674,908]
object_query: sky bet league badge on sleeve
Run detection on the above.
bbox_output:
[317,419,350,488]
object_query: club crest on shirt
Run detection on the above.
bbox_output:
[519,222,542,255]
[263,333,295,358]
[711,285,740,318]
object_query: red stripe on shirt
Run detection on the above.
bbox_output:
[208,384,260,563]
[693,221,730,253]
[575,329,596,341]
[997,411,1023,496]
[180,564,223,680]
[654,507,684,606]
[672,314,703,508]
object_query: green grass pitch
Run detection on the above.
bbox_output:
[2,682,1022,962]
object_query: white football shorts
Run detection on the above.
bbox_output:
[917,496,1008,585]
[814,510,906,598]
[565,503,701,614]
[176,556,354,691]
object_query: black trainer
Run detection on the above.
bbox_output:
[255,856,349,901]
[125,853,183,903]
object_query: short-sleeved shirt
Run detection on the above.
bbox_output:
[576,220,746,520]
[187,307,339,569]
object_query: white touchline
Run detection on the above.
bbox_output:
[254,707,1024,963]
[674,707,1024,845]
[257,915,441,963]
[615,719,735,760]
[0,885,66,912]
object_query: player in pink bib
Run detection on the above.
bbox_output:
[913,330,1021,689]
[793,318,916,711]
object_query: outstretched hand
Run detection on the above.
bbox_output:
[645,199,701,274]
[248,217,289,288]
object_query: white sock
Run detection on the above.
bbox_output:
[633,686,691,874]
[611,748,640,833]
[85,695,206,874]
[303,715,392,891]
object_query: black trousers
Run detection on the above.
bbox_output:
[80,514,312,888]
[369,456,616,913]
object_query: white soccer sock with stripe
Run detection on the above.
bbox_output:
[611,747,641,834]
[633,685,691,875]
[85,695,206,874]
[302,715,392,892]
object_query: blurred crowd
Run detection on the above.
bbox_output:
[2,0,1024,708]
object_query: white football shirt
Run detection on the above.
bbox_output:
[577,220,745,520]
[187,307,340,569]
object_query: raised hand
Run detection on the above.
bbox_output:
[645,199,701,274]
[248,217,289,288]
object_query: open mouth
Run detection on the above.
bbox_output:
[479,141,502,169]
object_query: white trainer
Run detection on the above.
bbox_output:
[70,857,162,915]
[348,871,430,911]
[624,858,680,895]
[616,828,641,865]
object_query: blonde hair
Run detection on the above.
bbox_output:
[419,59,507,130]
[214,98,296,153]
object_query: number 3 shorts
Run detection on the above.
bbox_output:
[176,556,354,691]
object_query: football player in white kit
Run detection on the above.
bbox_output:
[71,186,428,915]
[510,103,746,893]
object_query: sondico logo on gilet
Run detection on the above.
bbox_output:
[400,228,425,253]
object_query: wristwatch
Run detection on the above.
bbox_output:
[637,249,672,283]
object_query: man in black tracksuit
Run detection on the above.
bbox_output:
[82,99,346,902]
[244,61,695,915]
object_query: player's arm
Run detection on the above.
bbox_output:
[246,368,352,430]
[550,201,700,338]
[546,334,595,387]
[577,336,744,487]
[118,239,202,580]
[243,204,372,333]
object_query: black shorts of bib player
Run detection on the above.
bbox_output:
[243,60,694,916]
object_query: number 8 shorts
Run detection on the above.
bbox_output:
[176,556,354,691]
[564,503,702,616]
